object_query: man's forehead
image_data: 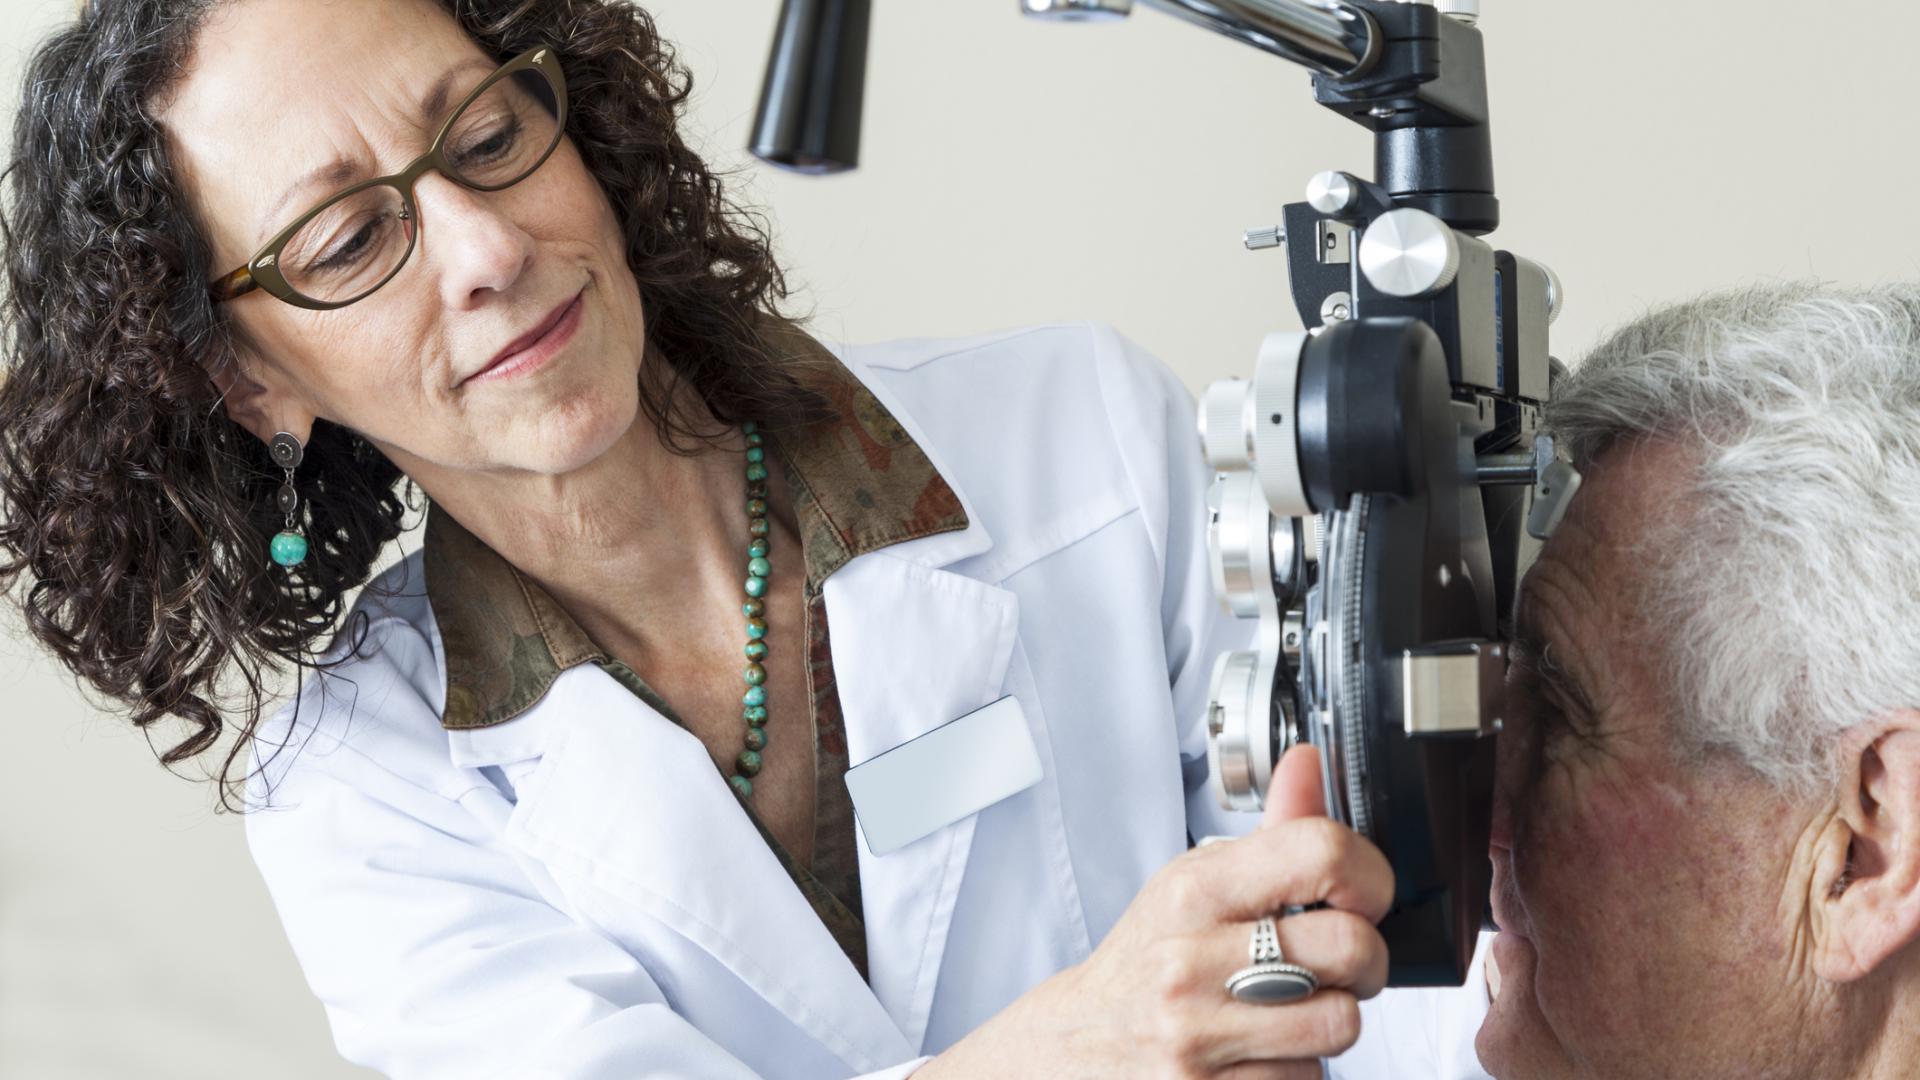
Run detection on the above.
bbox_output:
[1509,436,1695,691]
[1521,436,1692,591]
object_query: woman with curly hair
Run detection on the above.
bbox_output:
[0,0,1463,1076]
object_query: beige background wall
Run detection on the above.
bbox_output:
[2,1,1915,1075]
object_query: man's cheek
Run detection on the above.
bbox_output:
[1534,773,1689,911]
[1526,780,1693,1026]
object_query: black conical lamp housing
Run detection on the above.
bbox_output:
[749,0,871,174]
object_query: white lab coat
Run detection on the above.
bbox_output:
[243,319,1491,1079]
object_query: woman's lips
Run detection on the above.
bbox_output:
[464,286,586,386]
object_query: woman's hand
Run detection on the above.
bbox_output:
[916,743,1392,1079]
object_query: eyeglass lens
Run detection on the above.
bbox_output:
[278,66,561,304]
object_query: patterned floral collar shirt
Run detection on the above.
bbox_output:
[421,311,969,983]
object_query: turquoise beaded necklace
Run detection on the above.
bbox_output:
[730,420,773,799]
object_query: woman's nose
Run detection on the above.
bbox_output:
[412,171,535,308]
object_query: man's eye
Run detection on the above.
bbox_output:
[1530,702,1570,735]
[1510,679,1571,739]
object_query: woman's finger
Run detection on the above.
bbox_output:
[1205,987,1365,1068]
[1214,907,1390,1001]
[1127,910,1380,1071]
[1261,743,1326,828]
[1215,1059,1326,1080]
[1177,814,1395,926]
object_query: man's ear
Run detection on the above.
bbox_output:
[202,346,314,449]
[1815,710,1920,983]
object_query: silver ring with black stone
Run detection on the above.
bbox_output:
[1225,915,1320,1004]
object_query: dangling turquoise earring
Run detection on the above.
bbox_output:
[268,431,308,568]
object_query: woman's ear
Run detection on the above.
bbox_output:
[202,346,314,449]
[1815,710,1920,983]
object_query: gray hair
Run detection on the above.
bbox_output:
[1542,280,1920,794]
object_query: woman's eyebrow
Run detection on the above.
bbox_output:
[417,57,498,132]
[256,157,356,239]
[253,57,498,239]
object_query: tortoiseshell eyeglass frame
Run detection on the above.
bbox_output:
[207,45,568,311]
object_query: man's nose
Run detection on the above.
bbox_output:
[413,171,535,309]
[1488,768,1515,851]
[1488,695,1526,851]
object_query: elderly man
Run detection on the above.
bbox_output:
[1440,279,1920,1078]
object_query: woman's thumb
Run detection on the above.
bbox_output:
[1262,742,1327,829]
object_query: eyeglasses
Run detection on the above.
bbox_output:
[208,46,569,311]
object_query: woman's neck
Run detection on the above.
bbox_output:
[420,359,801,666]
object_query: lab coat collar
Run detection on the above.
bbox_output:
[434,314,1015,1067]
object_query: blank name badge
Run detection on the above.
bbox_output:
[843,694,1043,856]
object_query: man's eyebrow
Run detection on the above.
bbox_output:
[1510,612,1597,719]
[252,57,497,242]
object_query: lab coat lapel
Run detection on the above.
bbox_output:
[447,541,1025,1067]
[824,520,1020,1053]
[455,663,920,1073]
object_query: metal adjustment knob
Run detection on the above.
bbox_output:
[1436,0,1479,23]
[1358,208,1461,299]
[1542,262,1564,325]
[1199,378,1254,470]
[1305,170,1358,215]
[1301,513,1324,564]
[1243,225,1285,250]
[1251,330,1311,519]
[1020,0,1131,21]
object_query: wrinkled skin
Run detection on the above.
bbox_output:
[1477,436,1920,1079]
[160,0,652,490]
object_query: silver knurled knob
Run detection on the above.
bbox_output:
[1199,379,1254,470]
[1358,208,1461,299]
[1301,513,1324,564]
[1243,225,1285,250]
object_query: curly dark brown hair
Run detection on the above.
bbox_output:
[0,0,834,813]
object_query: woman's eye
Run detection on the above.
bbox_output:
[312,217,385,273]
[453,119,520,167]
